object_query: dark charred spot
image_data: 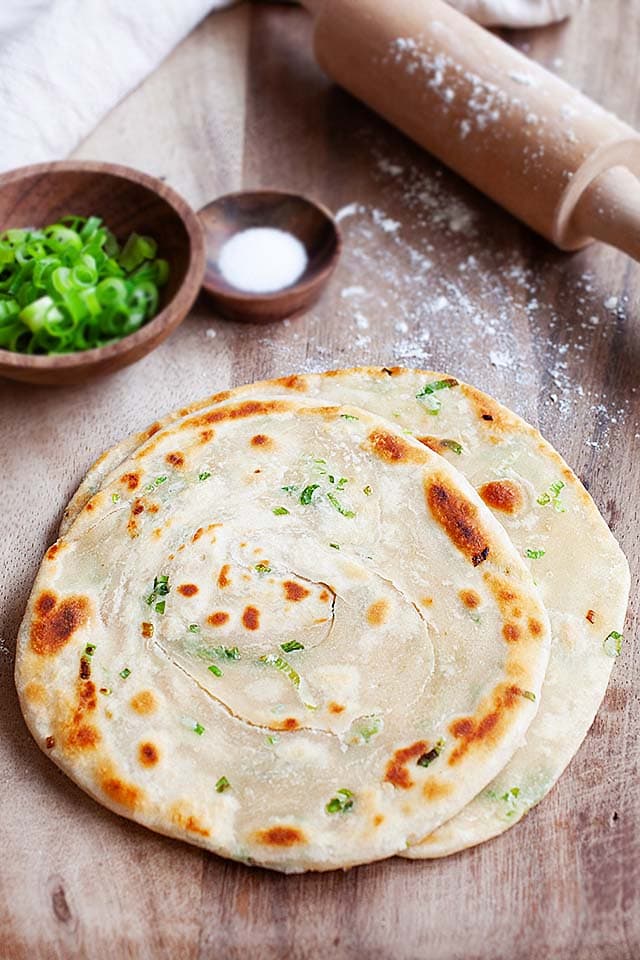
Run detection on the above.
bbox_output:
[31,594,90,656]
[274,374,308,392]
[242,606,260,630]
[528,617,543,637]
[184,400,290,430]
[482,414,493,421]
[365,429,426,464]
[384,741,428,789]
[478,480,524,515]
[255,825,307,847]
[251,434,274,449]
[166,452,185,468]
[132,501,144,516]
[79,656,91,680]
[178,583,199,597]
[208,611,230,627]
[275,717,300,731]
[217,564,231,588]
[45,736,55,750]
[200,429,215,444]
[283,581,310,602]
[46,543,61,561]
[503,623,521,643]
[426,479,490,567]
[139,742,159,767]
[460,589,481,609]
[328,702,345,714]
[120,472,140,491]
[448,684,521,765]
[319,590,330,602]
[130,690,156,715]
[101,775,141,810]
[141,622,154,639]
[366,599,389,626]
[193,527,204,542]
[586,609,596,624]
[66,725,99,750]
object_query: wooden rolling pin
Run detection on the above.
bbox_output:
[299,0,640,261]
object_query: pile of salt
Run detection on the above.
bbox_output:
[218,227,308,294]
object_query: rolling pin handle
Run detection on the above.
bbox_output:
[572,167,640,264]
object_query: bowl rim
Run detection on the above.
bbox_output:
[0,159,206,371]
[200,188,342,304]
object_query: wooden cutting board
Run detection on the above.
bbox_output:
[1,4,638,958]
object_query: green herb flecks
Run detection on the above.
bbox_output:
[330,543,340,550]
[208,663,223,677]
[325,788,354,814]
[348,714,383,744]
[145,574,170,610]
[603,630,623,657]
[266,734,280,746]
[300,484,320,505]
[255,562,272,574]
[111,493,120,503]
[119,667,131,680]
[522,690,536,702]
[281,485,298,494]
[273,506,289,516]
[415,378,458,414]
[537,480,566,512]
[193,722,205,736]
[215,776,230,793]
[260,653,301,688]
[281,640,305,654]
[144,475,168,494]
[198,471,211,482]
[188,623,200,633]
[340,414,359,421]
[326,492,355,518]
[363,485,373,496]
[525,548,546,559]
[441,439,463,455]
[84,643,96,657]
[417,738,445,768]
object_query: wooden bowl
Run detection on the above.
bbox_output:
[199,190,342,323]
[0,161,206,385]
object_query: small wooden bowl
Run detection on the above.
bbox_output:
[199,190,341,323]
[0,161,206,385]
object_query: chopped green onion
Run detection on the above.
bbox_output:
[273,506,289,516]
[155,600,166,615]
[325,788,354,814]
[415,378,458,414]
[260,653,300,688]
[537,480,566,512]
[198,471,211,481]
[522,690,536,702]
[281,640,305,653]
[363,486,373,496]
[188,623,200,633]
[84,643,96,656]
[525,549,546,559]
[111,493,121,503]
[441,439,463,455]
[255,562,272,574]
[0,218,168,355]
[300,484,320,505]
[212,646,240,661]
[603,630,623,657]
[193,722,205,736]
[336,477,348,491]
[208,663,223,677]
[266,734,280,746]
[215,776,230,793]
[340,414,359,421]
[348,714,382,744]
[329,543,340,550]
[417,738,445,767]
[145,574,170,607]
[326,492,355,518]
[281,485,298,494]
[119,667,131,679]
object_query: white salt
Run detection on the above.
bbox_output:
[217,227,308,294]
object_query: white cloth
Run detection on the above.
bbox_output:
[0,0,582,175]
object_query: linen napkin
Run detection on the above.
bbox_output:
[0,0,582,175]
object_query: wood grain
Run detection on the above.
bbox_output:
[1,3,638,958]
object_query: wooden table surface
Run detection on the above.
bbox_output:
[1,3,639,958]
